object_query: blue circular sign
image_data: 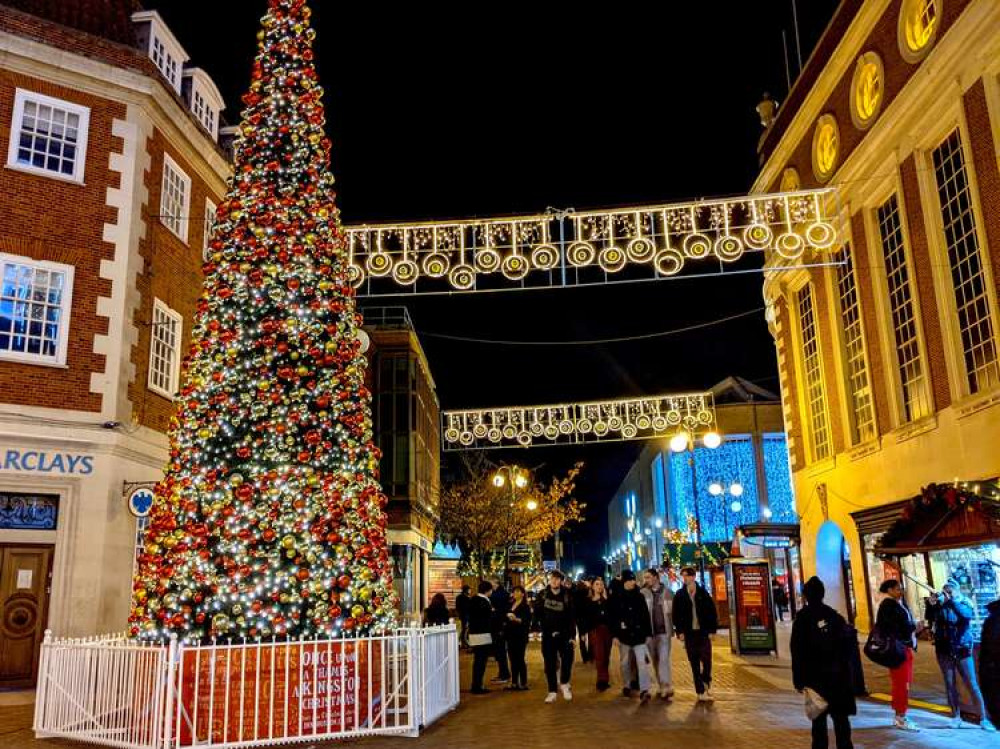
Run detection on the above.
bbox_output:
[128,487,154,518]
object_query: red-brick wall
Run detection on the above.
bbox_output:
[0,71,123,412]
[129,130,222,433]
[899,156,952,412]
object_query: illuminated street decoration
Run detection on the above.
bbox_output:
[344,188,839,295]
[442,392,716,450]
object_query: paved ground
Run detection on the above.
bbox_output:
[2,624,995,749]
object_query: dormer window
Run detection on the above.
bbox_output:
[132,11,189,95]
[181,69,225,140]
[151,36,179,89]
[192,90,215,135]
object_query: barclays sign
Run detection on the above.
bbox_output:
[2,449,94,475]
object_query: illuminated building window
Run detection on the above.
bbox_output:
[850,52,884,130]
[780,168,801,192]
[899,0,940,62]
[932,130,999,394]
[160,154,191,243]
[876,195,931,423]
[835,244,877,443]
[763,434,796,522]
[796,285,832,461]
[148,299,182,399]
[0,254,73,366]
[811,115,839,183]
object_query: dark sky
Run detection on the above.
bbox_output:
[149,0,840,573]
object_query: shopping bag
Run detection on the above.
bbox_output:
[803,687,829,721]
[468,632,493,647]
[863,626,905,668]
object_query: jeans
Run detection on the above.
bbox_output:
[683,631,713,694]
[541,633,574,692]
[507,636,528,687]
[589,625,612,685]
[494,631,510,680]
[812,711,853,749]
[889,647,914,716]
[937,651,988,720]
[471,644,491,690]
[619,641,652,693]
[647,633,673,689]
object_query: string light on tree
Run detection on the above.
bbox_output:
[130,0,395,642]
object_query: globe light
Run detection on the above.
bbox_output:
[730,482,744,498]
[669,432,690,453]
[525,499,538,511]
[493,474,505,488]
[762,507,773,519]
[708,481,724,496]
[654,518,663,529]
[644,527,652,536]
[514,473,528,489]
[702,431,722,449]
[730,500,743,514]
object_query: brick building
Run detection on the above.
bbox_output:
[757,0,1000,633]
[0,2,228,687]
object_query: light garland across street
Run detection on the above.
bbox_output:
[343,188,839,294]
[442,392,717,450]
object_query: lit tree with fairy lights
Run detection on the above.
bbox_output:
[130,0,395,641]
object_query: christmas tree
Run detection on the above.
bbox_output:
[130,0,395,642]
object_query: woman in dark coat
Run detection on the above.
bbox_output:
[791,577,856,749]
[422,593,451,627]
[982,599,1000,726]
[875,579,918,731]
[504,586,532,690]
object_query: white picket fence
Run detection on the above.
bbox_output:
[33,625,460,748]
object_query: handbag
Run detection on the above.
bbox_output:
[468,632,492,648]
[803,687,829,721]
[863,625,905,669]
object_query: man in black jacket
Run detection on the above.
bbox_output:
[610,569,653,703]
[468,581,495,694]
[534,569,576,703]
[673,566,719,701]
[455,585,472,650]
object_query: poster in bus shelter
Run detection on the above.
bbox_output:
[728,559,777,654]
[176,638,385,745]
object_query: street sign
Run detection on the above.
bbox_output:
[127,486,155,518]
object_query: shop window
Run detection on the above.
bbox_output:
[6,89,90,182]
[148,299,182,399]
[876,194,932,423]
[0,254,74,366]
[0,492,58,530]
[796,285,832,461]
[932,129,999,394]
[898,0,940,63]
[850,51,884,130]
[811,114,839,183]
[834,244,877,443]
[160,154,191,243]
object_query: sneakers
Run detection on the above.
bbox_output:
[622,687,633,698]
[659,685,675,700]
[703,686,715,701]
[893,716,920,732]
[697,691,709,702]
[544,692,558,704]
[947,716,964,729]
[560,684,573,701]
[983,719,997,733]
[639,691,651,705]
[490,676,509,685]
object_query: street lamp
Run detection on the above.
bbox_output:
[525,498,538,511]
[668,429,722,582]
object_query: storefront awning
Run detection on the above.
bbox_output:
[872,483,1000,556]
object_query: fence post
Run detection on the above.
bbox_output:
[404,628,422,738]
[162,635,179,749]
[32,630,53,736]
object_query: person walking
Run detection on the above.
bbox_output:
[456,584,472,649]
[925,580,995,731]
[534,570,576,703]
[505,585,532,691]
[981,598,1000,727]
[587,577,613,691]
[876,579,919,731]
[610,569,654,703]
[423,593,451,627]
[773,577,790,622]
[641,568,675,700]
[469,581,495,694]
[490,581,512,685]
[791,577,856,749]
[673,566,718,702]
[575,579,593,663]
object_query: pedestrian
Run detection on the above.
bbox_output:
[505,585,532,691]
[641,567,675,700]
[490,580,512,685]
[587,577,613,691]
[469,581,495,694]
[423,592,450,627]
[925,580,996,731]
[773,577,790,622]
[672,566,718,702]
[981,599,1000,727]
[456,584,472,649]
[575,579,593,663]
[875,579,919,732]
[791,577,856,749]
[610,569,653,703]
[534,569,576,703]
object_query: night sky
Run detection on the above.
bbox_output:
[149,0,840,573]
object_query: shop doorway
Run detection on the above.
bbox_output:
[815,521,856,623]
[0,545,53,688]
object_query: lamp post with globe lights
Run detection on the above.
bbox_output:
[493,465,535,579]
[708,480,745,539]
[669,428,722,581]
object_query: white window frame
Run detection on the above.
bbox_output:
[203,197,218,260]
[6,89,90,184]
[147,298,182,399]
[0,252,75,367]
[794,283,833,463]
[160,153,191,243]
[151,35,180,89]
